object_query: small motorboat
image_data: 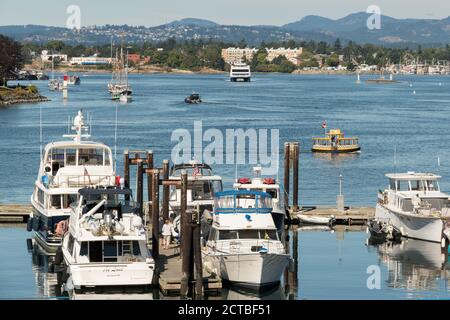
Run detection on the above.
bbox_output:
[68,75,81,85]
[367,219,401,242]
[297,214,335,226]
[185,93,202,104]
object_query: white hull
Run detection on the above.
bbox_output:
[204,252,289,287]
[297,214,332,225]
[375,203,445,243]
[67,263,154,288]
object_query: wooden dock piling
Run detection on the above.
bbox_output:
[136,159,144,215]
[292,142,299,211]
[162,160,170,221]
[146,150,154,206]
[180,170,192,297]
[150,169,160,259]
[284,142,291,210]
[124,150,130,201]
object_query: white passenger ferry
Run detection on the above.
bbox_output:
[28,111,117,252]
[230,62,251,82]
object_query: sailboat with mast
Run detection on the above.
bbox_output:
[48,58,63,91]
[108,46,132,100]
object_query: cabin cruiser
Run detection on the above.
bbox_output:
[61,187,154,292]
[28,110,117,252]
[185,93,202,104]
[234,166,285,236]
[230,62,251,82]
[312,129,360,153]
[203,190,290,289]
[375,172,450,245]
[169,162,223,228]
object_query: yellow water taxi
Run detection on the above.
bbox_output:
[312,129,360,153]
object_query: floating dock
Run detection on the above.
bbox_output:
[0,205,31,223]
[288,206,375,225]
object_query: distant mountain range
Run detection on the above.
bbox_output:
[1,13,449,47]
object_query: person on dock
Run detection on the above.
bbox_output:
[162,219,174,250]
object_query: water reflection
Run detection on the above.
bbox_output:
[28,238,65,299]
[221,285,287,300]
[312,152,361,164]
[369,238,449,292]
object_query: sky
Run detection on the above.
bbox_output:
[1,0,449,27]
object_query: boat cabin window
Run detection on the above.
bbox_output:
[216,195,235,209]
[51,195,62,209]
[190,181,214,201]
[396,181,409,192]
[49,148,65,175]
[63,194,77,208]
[217,229,278,240]
[425,180,438,191]
[218,230,239,240]
[409,180,423,191]
[257,196,272,209]
[68,234,75,256]
[66,149,77,166]
[78,148,108,166]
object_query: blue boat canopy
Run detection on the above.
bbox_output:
[214,190,272,214]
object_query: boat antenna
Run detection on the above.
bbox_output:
[394,145,397,174]
[114,104,118,173]
[39,104,43,160]
[235,162,238,183]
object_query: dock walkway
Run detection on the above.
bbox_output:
[289,206,375,225]
[0,205,31,222]
[156,244,222,296]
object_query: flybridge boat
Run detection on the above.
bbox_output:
[203,190,290,289]
[28,110,117,252]
[61,187,154,292]
[234,166,285,236]
[169,162,223,224]
[375,172,450,245]
[230,62,251,82]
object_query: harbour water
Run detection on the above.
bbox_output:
[1,73,450,299]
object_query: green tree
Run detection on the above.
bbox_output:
[0,35,24,86]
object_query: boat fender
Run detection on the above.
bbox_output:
[26,218,33,232]
[55,247,63,265]
[441,237,447,248]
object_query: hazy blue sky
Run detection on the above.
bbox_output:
[1,0,449,27]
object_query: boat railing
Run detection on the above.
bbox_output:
[48,174,116,188]
[215,238,281,254]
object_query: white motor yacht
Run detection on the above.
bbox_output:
[61,187,154,292]
[28,110,117,252]
[375,172,450,245]
[203,190,290,289]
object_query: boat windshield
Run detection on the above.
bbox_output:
[47,146,111,174]
[213,229,278,241]
[80,240,144,263]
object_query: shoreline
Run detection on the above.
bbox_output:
[25,66,448,77]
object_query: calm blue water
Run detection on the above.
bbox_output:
[1,225,449,300]
[1,73,450,299]
[1,73,450,205]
